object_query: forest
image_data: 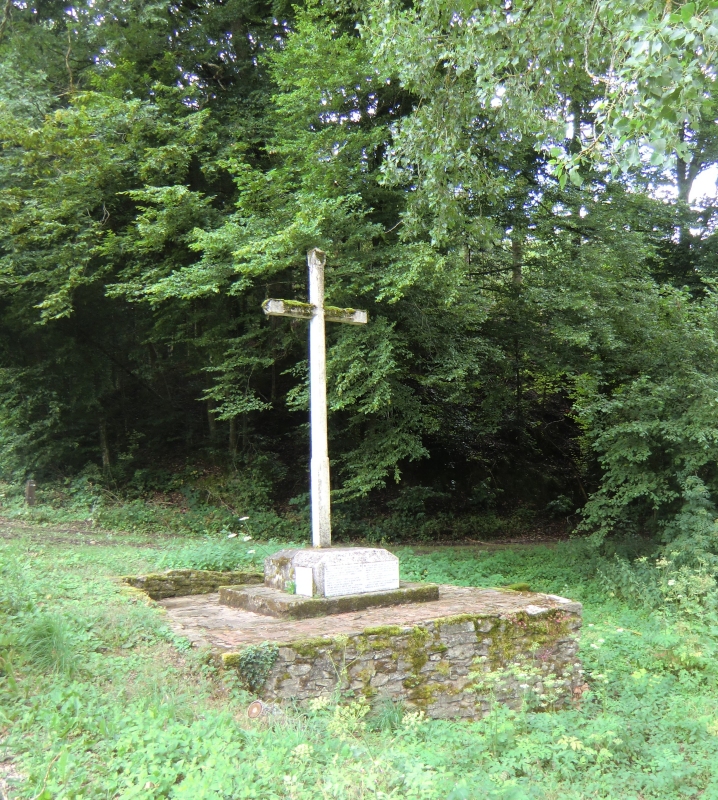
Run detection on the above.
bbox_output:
[2,0,718,551]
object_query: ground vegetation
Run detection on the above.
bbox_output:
[2,525,718,798]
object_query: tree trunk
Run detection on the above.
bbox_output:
[569,97,582,155]
[147,342,158,369]
[514,337,522,419]
[207,398,217,440]
[677,126,690,205]
[676,124,691,248]
[229,416,237,458]
[511,236,523,285]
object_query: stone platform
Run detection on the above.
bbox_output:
[219,581,438,619]
[157,584,583,719]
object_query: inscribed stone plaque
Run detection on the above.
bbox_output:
[295,566,313,597]
[264,547,400,598]
[323,560,399,598]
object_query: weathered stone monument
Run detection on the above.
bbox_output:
[123,248,584,719]
[222,248,430,617]
[263,248,364,550]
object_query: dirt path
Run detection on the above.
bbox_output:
[0,517,167,548]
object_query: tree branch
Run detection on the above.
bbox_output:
[0,0,13,44]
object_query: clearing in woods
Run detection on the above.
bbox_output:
[1,521,718,798]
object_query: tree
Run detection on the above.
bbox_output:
[1,0,718,551]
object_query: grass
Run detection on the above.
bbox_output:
[18,614,79,676]
[2,523,718,798]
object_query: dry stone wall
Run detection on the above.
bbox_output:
[122,569,263,600]
[223,604,583,719]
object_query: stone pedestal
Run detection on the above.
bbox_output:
[123,566,584,719]
[264,547,400,598]
[152,583,584,720]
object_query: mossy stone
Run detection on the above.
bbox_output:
[362,625,404,637]
[219,582,438,619]
[407,627,431,673]
[122,569,263,600]
[290,636,335,659]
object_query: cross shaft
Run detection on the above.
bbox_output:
[262,249,368,548]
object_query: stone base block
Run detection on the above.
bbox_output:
[219,581,439,619]
[264,547,399,597]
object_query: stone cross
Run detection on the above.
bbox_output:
[262,249,367,548]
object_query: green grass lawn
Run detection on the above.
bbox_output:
[2,525,718,799]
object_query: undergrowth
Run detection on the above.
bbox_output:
[3,530,718,798]
[0,475,302,540]
[0,476,561,544]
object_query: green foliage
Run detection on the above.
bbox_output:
[399,541,603,595]
[157,538,298,573]
[234,643,279,694]
[18,614,79,676]
[470,653,577,713]
[2,0,718,552]
[0,471,306,542]
[574,286,718,545]
[366,0,718,184]
[370,696,407,732]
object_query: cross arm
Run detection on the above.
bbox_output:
[262,299,314,321]
[262,299,368,325]
[325,305,368,325]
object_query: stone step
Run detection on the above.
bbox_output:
[121,569,263,600]
[218,581,439,619]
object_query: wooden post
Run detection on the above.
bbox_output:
[308,248,332,548]
[25,480,36,507]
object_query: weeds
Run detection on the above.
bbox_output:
[18,614,78,676]
[156,537,296,573]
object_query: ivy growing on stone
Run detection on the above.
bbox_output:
[235,643,279,694]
